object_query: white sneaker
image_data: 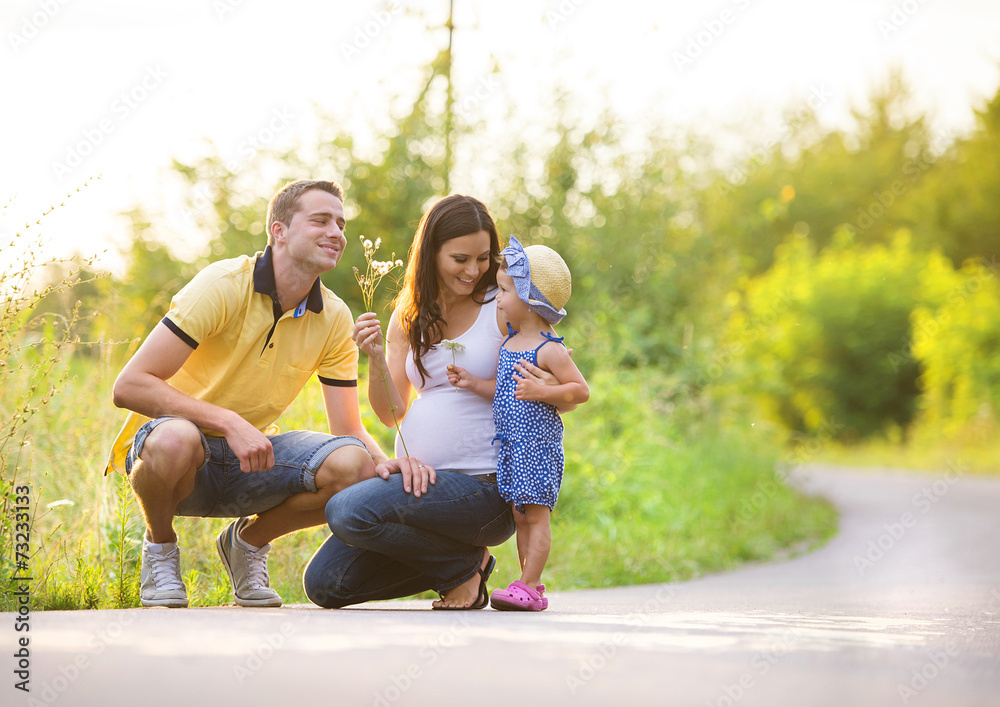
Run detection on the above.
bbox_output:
[140,537,189,608]
[215,517,282,607]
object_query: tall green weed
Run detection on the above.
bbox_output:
[0,189,143,611]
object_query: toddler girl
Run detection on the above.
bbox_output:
[448,236,589,611]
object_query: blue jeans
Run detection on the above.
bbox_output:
[302,472,515,607]
[126,416,367,518]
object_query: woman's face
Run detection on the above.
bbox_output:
[435,230,492,299]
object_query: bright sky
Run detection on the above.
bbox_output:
[3,0,999,273]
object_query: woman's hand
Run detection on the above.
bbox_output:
[513,358,578,412]
[353,312,385,358]
[513,358,560,387]
[374,457,437,498]
[512,359,553,402]
[513,371,547,402]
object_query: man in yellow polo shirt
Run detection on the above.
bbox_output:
[107,179,426,608]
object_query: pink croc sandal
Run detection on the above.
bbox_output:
[489,581,548,611]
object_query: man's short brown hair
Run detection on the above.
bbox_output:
[266,180,344,245]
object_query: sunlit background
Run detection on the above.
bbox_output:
[3,0,999,267]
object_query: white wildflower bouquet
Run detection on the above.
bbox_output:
[352,235,409,455]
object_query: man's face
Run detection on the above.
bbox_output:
[273,189,347,273]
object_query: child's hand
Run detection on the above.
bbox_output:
[447,364,475,390]
[448,366,496,401]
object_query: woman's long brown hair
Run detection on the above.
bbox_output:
[393,195,501,385]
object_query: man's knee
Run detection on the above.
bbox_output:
[135,420,205,482]
[315,444,374,497]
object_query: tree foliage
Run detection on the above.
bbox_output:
[62,63,1000,445]
[908,85,1000,264]
[912,257,1000,438]
[723,231,952,440]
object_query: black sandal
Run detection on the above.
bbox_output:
[432,555,496,610]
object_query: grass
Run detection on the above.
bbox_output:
[2,351,838,610]
[813,423,1000,476]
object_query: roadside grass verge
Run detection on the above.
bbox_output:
[813,425,999,476]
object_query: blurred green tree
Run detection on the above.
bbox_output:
[722,230,953,440]
[492,101,732,392]
[92,58,1000,449]
[116,52,454,325]
[908,84,1000,265]
[104,210,193,346]
[701,69,935,273]
[912,257,1000,439]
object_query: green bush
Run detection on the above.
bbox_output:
[723,230,951,440]
[912,257,1000,438]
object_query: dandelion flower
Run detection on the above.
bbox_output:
[441,339,466,390]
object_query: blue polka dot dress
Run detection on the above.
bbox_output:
[493,328,565,514]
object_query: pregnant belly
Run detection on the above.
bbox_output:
[397,390,497,471]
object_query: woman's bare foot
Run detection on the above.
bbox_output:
[432,548,490,609]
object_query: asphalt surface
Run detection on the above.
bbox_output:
[4,463,1000,707]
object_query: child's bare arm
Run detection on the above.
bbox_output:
[513,345,589,409]
[447,364,496,401]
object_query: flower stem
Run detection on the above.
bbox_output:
[373,349,409,458]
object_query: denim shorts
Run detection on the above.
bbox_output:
[125,417,367,518]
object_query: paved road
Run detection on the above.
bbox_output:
[5,464,1000,707]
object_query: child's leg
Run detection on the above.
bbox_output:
[514,504,551,587]
[513,502,529,572]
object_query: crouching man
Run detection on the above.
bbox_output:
[105,179,388,607]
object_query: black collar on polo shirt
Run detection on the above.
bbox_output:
[253,246,325,318]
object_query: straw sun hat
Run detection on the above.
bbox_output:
[501,236,572,324]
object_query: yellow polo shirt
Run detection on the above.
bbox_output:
[104,248,357,475]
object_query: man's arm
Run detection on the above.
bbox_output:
[320,382,389,466]
[112,322,275,472]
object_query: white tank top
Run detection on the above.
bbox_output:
[397,292,504,473]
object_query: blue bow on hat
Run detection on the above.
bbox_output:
[500,236,566,324]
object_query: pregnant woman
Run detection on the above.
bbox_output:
[303,194,518,609]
